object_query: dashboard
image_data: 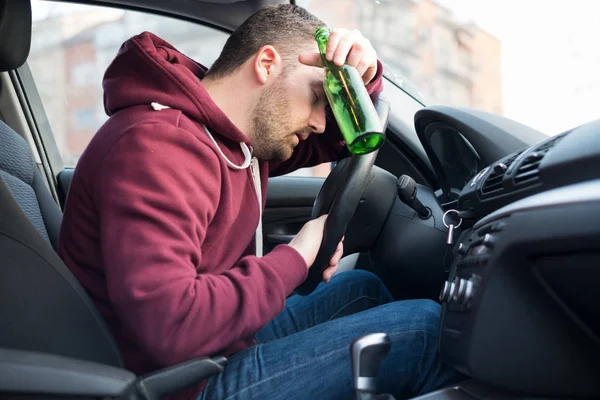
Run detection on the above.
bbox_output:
[458,120,600,219]
[413,110,600,398]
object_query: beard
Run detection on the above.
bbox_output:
[250,80,310,161]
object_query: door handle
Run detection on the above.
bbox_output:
[267,234,295,244]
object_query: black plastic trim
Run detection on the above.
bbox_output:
[139,356,227,399]
[0,348,135,396]
[55,0,288,32]
[57,167,75,209]
[475,179,600,228]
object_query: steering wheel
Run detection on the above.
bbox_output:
[295,96,391,295]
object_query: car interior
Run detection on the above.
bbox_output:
[1,0,599,399]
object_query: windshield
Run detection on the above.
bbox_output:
[297,0,600,136]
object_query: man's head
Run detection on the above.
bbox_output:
[203,5,329,161]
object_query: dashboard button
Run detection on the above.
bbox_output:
[463,279,475,308]
[452,278,466,302]
[446,277,477,309]
[493,162,508,174]
[478,221,505,236]
[482,233,496,248]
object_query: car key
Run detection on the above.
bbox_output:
[443,210,462,271]
[447,223,455,245]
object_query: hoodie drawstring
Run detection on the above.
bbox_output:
[203,126,262,257]
[151,102,252,170]
[150,103,262,257]
[203,126,252,170]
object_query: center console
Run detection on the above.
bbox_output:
[437,180,600,398]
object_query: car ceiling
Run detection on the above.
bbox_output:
[54,0,293,31]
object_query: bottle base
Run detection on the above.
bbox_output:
[347,132,385,155]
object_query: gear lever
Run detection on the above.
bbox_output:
[351,333,391,400]
[396,174,431,219]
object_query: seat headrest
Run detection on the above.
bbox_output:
[0,0,32,72]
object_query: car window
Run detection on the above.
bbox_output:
[29,1,331,178]
[299,0,600,136]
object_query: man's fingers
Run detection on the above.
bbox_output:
[363,65,378,85]
[345,39,368,68]
[326,28,345,61]
[329,240,344,265]
[332,30,359,66]
[323,265,337,282]
[355,48,377,79]
[323,239,344,282]
[298,52,323,68]
[331,246,343,266]
[305,28,377,84]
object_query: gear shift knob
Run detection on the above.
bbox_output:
[351,333,391,399]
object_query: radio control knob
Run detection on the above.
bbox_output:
[450,278,476,306]
[463,279,475,305]
[453,278,466,302]
[483,233,496,248]
[439,280,456,303]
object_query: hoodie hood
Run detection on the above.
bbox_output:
[102,31,249,145]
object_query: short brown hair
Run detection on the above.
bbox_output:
[205,4,324,79]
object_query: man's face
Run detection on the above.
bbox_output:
[250,57,327,161]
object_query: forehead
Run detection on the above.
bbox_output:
[292,42,323,78]
[292,62,325,85]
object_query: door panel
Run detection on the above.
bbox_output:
[265,176,324,208]
[263,176,323,253]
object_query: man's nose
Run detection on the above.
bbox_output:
[309,108,327,134]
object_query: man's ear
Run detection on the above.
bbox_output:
[253,45,282,84]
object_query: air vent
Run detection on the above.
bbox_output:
[514,134,565,186]
[481,152,520,194]
[514,154,542,185]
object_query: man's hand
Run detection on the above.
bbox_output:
[323,239,343,283]
[288,214,344,282]
[299,28,378,85]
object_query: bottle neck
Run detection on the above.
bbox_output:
[315,29,333,69]
[318,50,330,69]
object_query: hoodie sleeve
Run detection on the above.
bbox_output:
[269,60,384,177]
[94,123,308,366]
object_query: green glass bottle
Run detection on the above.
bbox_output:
[315,27,385,155]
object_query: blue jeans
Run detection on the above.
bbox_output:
[199,270,462,400]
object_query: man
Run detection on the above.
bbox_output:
[59,4,461,400]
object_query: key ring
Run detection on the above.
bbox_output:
[443,209,462,228]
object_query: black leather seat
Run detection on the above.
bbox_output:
[0,0,226,397]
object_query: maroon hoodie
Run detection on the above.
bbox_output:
[59,31,383,395]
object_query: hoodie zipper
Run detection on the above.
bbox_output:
[250,157,263,257]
